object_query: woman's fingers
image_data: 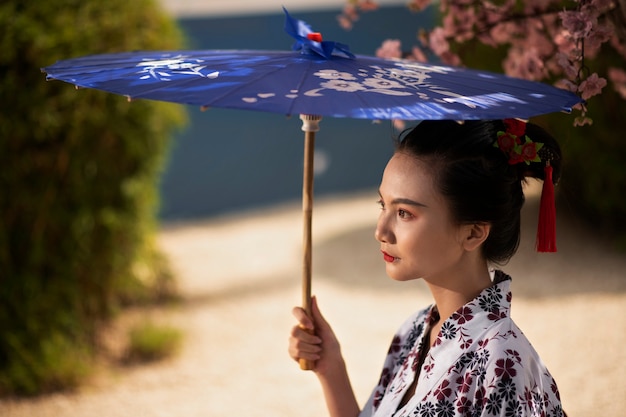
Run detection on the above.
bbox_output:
[292,306,314,330]
[288,325,322,361]
[289,306,322,363]
[291,325,321,345]
[289,297,342,366]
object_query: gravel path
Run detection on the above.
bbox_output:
[1,189,625,417]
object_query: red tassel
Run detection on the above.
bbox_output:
[536,164,557,252]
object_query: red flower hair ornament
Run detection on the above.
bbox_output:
[494,119,543,165]
[494,119,557,253]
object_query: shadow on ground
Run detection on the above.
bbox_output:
[313,194,626,298]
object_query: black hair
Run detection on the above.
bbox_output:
[397,120,562,264]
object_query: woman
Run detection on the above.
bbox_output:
[288,119,565,417]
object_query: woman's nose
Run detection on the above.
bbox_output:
[375,213,393,243]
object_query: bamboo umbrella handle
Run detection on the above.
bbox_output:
[299,114,321,371]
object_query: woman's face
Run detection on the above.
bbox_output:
[375,152,468,282]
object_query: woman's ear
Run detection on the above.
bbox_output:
[461,222,491,252]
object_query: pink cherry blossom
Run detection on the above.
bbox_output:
[441,13,457,37]
[489,21,517,45]
[526,25,555,57]
[503,47,546,81]
[608,67,626,99]
[337,4,358,30]
[376,39,402,59]
[559,10,595,39]
[578,73,607,100]
[610,36,626,59]
[441,50,462,66]
[574,116,593,127]
[337,14,353,31]
[586,24,613,51]
[428,27,450,56]
[449,5,477,42]
[341,0,625,126]
[410,46,428,63]
[483,0,514,26]
[553,30,577,54]
[342,4,358,20]
[608,67,626,83]
[555,52,578,79]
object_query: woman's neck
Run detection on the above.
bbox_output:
[423,262,492,326]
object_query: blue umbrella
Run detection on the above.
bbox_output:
[43,8,582,369]
[43,11,580,121]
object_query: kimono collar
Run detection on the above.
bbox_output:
[426,270,512,337]
[422,270,513,379]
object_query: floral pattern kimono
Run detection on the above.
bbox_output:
[359,271,564,417]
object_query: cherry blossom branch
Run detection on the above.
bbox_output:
[339,0,626,126]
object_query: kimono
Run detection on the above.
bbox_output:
[360,271,564,417]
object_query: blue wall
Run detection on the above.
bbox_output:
[158,6,434,220]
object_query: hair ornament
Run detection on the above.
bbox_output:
[494,119,557,253]
[494,119,544,165]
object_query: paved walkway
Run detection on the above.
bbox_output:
[1,190,625,416]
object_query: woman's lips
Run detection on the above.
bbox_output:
[382,251,396,263]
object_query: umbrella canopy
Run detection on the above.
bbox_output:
[42,8,583,369]
[43,50,581,121]
[43,9,582,121]
[43,46,582,122]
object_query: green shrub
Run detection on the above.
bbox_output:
[126,321,183,363]
[0,0,187,395]
[0,332,92,396]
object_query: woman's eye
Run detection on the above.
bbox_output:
[377,199,385,210]
[398,209,412,219]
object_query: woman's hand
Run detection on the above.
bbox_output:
[288,296,343,375]
[289,296,361,417]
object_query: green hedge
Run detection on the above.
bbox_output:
[0,1,187,395]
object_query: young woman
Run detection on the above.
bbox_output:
[288,119,565,417]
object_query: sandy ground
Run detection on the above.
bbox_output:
[1,187,625,417]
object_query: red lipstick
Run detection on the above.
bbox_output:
[382,251,396,263]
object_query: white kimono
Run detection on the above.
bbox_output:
[360,271,564,417]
